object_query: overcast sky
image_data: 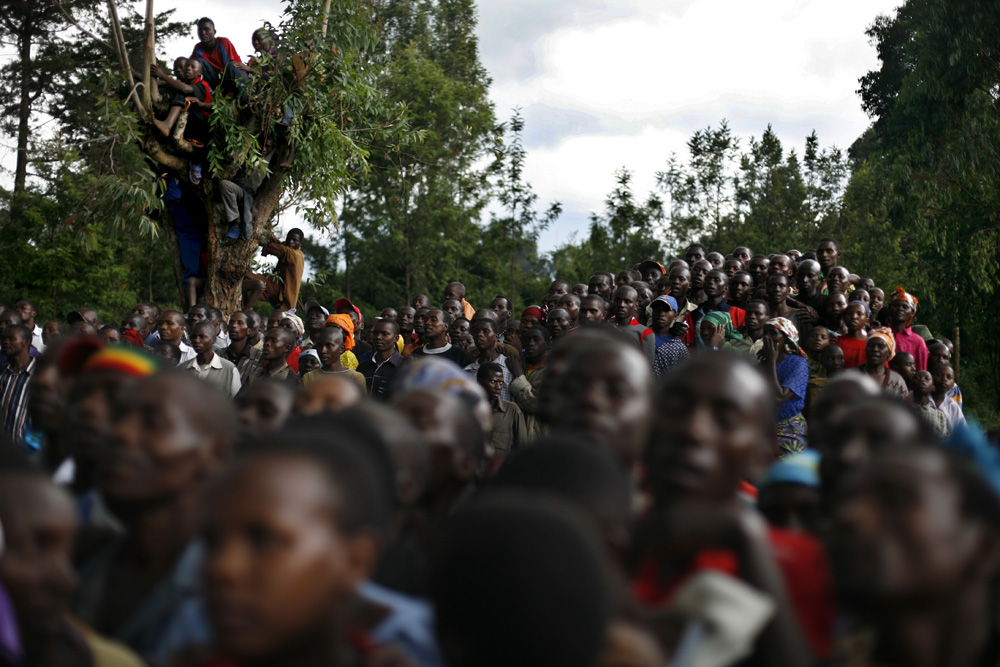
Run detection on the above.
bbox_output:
[150,0,901,251]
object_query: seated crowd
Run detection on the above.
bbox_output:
[0,236,995,667]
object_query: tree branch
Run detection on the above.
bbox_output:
[55,0,114,53]
[141,0,154,111]
[106,0,143,117]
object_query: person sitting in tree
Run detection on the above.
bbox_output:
[243,228,305,312]
[148,59,212,146]
[189,17,248,99]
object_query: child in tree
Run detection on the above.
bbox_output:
[149,59,212,146]
[836,301,869,368]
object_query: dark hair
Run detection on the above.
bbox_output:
[522,325,551,342]
[430,495,611,667]
[197,17,215,28]
[492,295,512,310]
[2,324,30,342]
[99,324,122,336]
[817,237,841,251]
[476,362,504,383]
[239,417,394,537]
[375,318,400,335]
[192,321,216,336]
[686,243,708,253]
[287,227,304,239]
[472,318,498,334]
[747,299,770,315]
[153,341,182,362]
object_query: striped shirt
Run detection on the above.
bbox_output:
[0,358,36,445]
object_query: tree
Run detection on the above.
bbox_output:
[88,0,419,314]
[551,169,664,282]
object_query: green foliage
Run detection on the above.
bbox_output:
[550,169,664,283]
[842,0,1000,421]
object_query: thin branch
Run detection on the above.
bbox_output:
[106,0,144,116]
[141,0,154,111]
[55,0,114,53]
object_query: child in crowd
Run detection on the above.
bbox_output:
[910,370,950,438]
[835,301,869,368]
[930,363,966,431]
[301,326,367,393]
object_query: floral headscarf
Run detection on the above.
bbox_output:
[868,326,896,361]
[325,313,356,351]
[765,317,805,356]
[279,312,305,341]
[890,287,918,325]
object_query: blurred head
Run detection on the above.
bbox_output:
[539,329,652,469]
[645,354,773,506]
[296,375,363,416]
[234,379,295,442]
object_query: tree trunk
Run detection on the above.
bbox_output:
[13,14,33,197]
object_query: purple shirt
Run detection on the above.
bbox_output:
[893,327,929,371]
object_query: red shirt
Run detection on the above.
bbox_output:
[191,37,243,74]
[632,526,835,657]
[836,336,867,369]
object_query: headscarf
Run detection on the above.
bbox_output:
[696,311,743,350]
[765,317,805,356]
[522,306,546,325]
[325,313,355,351]
[121,328,146,348]
[279,312,305,341]
[867,326,896,361]
[391,357,491,433]
[890,287,919,325]
[298,348,320,373]
[758,449,820,490]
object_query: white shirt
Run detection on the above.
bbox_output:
[32,324,45,353]
[179,353,241,397]
[178,341,197,365]
[933,395,966,431]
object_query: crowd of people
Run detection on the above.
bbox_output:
[0,231,996,667]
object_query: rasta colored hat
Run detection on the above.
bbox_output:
[334,298,363,328]
[637,259,666,276]
[82,347,160,377]
[521,306,546,324]
[651,295,678,312]
[325,313,356,351]
[867,326,896,361]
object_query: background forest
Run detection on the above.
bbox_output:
[0,0,998,424]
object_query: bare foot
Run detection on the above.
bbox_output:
[152,118,171,136]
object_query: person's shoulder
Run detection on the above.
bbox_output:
[177,357,196,369]
[499,399,523,415]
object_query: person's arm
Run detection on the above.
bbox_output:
[640,329,656,365]
[150,62,195,95]
[506,353,540,416]
[759,339,795,402]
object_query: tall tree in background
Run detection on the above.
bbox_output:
[336,0,497,311]
[843,0,1000,411]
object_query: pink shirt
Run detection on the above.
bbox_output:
[893,327,929,371]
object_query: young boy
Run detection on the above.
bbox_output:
[649,295,689,378]
[179,321,241,397]
[888,350,917,388]
[247,326,296,384]
[803,326,831,376]
[301,326,367,393]
[189,17,248,95]
[930,363,966,431]
[243,229,305,312]
[734,300,769,360]
[927,340,962,405]
[910,370,949,438]
[464,319,512,401]
[223,310,263,385]
[149,58,212,144]
[804,343,844,421]
[476,362,527,456]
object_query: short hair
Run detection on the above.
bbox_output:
[192,321,216,337]
[14,299,37,313]
[238,417,393,537]
[522,325,551,342]
[431,495,611,667]
[375,318,400,335]
[817,237,841,251]
[476,362,504,383]
[153,342,182,363]
[287,227,304,239]
[196,16,215,28]
[581,294,607,309]
[99,324,122,336]
[746,299,770,314]
[686,243,708,253]
[268,325,296,347]
[207,307,224,322]
[472,318,498,334]
[2,324,30,342]
[492,296,512,310]
[732,270,752,281]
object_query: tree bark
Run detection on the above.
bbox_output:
[13,10,33,197]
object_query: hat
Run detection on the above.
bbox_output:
[758,450,820,489]
[334,298,362,327]
[651,295,678,312]
[82,347,160,378]
[66,310,91,325]
[325,313,356,351]
[302,300,330,317]
[521,306,546,324]
[637,259,666,276]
